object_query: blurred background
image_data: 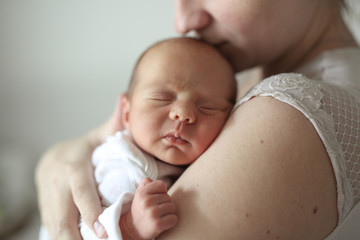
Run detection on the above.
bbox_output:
[0,0,175,239]
[0,0,359,239]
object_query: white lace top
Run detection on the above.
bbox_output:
[234,48,360,228]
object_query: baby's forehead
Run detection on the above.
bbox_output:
[142,38,225,63]
[136,39,230,83]
[130,38,236,101]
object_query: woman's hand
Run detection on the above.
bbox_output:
[36,137,107,239]
[35,94,126,239]
[120,178,178,240]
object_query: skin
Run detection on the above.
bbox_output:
[174,0,357,76]
[156,0,357,239]
[120,178,177,240]
[123,39,235,166]
[35,0,359,239]
[118,38,236,239]
[158,96,338,240]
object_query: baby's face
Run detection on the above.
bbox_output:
[124,39,235,165]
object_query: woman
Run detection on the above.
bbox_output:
[36,0,360,239]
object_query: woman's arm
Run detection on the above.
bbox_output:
[35,95,126,239]
[158,96,338,240]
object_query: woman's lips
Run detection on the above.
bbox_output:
[192,32,227,49]
[214,41,228,50]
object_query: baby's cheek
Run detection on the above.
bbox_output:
[192,141,209,158]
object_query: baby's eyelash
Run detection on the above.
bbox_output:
[200,107,217,111]
[149,90,174,99]
[200,105,217,110]
[150,96,173,101]
[198,104,220,115]
[147,93,174,105]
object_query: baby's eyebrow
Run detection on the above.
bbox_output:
[146,87,174,95]
[145,83,172,91]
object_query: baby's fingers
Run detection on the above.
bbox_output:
[138,178,168,195]
[149,205,178,237]
[157,201,177,218]
[158,214,178,232]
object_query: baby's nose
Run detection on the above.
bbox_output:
[169,103,196,124]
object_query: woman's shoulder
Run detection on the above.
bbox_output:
[161,94,338,239]
[235,72,360,223]
[236,72,359,126]
[236,73,322,109]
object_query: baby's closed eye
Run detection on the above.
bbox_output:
[198,104,224,115]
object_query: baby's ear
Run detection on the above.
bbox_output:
[121,94,131,130]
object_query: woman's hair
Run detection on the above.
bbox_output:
[341,0,346,8]
[342,0,360,43]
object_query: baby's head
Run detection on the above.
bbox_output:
[122,37,236,165]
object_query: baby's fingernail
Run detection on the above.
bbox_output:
[94,220,107,238]
[142,178,153,186]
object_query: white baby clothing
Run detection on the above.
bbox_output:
[80,130,184,240]
[234,47,360,239]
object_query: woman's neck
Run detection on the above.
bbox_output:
[261,6,358,79]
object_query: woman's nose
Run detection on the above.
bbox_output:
[169,103,196,124]
[174,0,211,34]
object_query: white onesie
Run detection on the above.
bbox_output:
[81,130,184,240]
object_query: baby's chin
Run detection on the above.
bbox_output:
[155,151,199,166]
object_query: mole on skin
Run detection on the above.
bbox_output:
[313,206,318,214]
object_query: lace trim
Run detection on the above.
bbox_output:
[234,73,353,223]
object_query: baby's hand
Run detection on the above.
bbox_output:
[120,178,177,240]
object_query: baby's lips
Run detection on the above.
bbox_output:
[164,132,188,145]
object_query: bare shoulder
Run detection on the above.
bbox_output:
[158,96,338,240]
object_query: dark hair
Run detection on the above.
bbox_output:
[340,0,348,10]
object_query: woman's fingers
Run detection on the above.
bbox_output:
[36,95,127,239]
[48,196,82,240]
[36,146,83,240]
[67,148,108,238]
[36,136,108,239]
[56,229,82,240]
